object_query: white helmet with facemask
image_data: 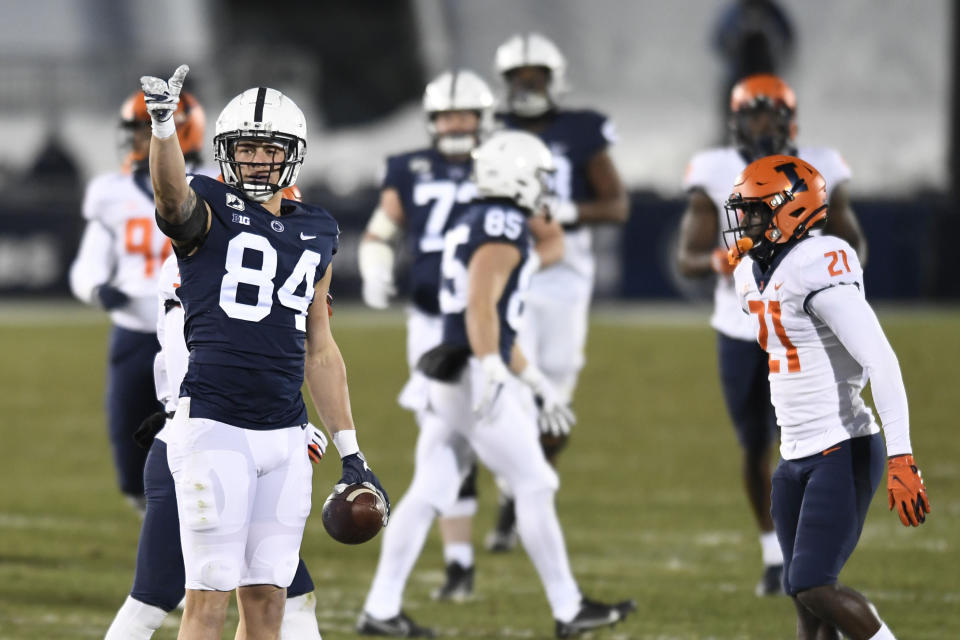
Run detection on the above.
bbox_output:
[495,32,567,118]
[472,130,555,213]
[214,87,306,202]
[423,69,495,156]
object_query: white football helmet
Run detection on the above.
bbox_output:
[423,69,495,156]
[472,130,555,213]
[494,32,567,117]
[214,87,307,202]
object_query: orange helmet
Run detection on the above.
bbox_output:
[723,155,827,264]
[120,90,205,169]
[729,73,797,160]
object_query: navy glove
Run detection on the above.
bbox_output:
[339,452,390,521]
[133,411,168,450]
[95,284,130,310]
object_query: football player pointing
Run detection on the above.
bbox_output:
[141,65,388,639]
[726,155,929,640]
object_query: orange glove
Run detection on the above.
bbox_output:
[887,454,930,526]
[711,248,736,275]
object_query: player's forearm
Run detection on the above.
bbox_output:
[149,134,190,222]
[676,245,715,277]
[574,193,629,224]
[466,301,500,359]
[809,286,911,455]
[305,344,357,437]
[507,343,528,375]
[69,225,114,304]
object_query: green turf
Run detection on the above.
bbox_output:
[0,306,957,639]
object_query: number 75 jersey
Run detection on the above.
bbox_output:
[733,235,879,460]
[175,174,339,430]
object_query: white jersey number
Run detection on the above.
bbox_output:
[414,180,476,253]
[438,208,529,330]
[218,232,322,331]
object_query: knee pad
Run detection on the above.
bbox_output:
[198,558,241,592]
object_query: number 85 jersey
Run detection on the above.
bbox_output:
[733,235,880,460]
[176,174,339,430]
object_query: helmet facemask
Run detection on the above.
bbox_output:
[427,110,485,157]
[504,67,555,118]
[215,131,305,203]
[731,98,795,162]
[723,196,778,265]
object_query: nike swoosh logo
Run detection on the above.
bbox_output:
[300,233,317,240]
[822,446,841,456]
[774,282,784,290]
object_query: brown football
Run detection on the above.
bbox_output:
[321,484,387,544]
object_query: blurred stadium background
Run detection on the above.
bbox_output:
[1,1,959,639]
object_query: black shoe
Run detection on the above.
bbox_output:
[356,611,436,637]
[431,562,474,602]
[555,597,636,638]
[755,564,784,596]
[485,498,518,552]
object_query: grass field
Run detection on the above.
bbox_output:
[1,303,957,639]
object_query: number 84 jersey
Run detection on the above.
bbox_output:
[176,174,339,430]
[733,235,880,460]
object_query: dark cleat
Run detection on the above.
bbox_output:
[755,564,784,597]
[555,597,636,638]
[431,561,475,602]
[356,611,436,637]
[484,498,518,552]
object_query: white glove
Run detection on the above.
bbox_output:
[358,241,396,309]
[139,64,189,139]
[474,354,510,420]
[519,364,576,436]
[544,197,578,225]
[307,422,329,463]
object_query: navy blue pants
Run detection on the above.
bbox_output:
[106,326,162,497]
[771,434,885,595]
[130,440,316,611]
[716,333,778,454]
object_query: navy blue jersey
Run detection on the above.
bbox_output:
[498,109,613,205]
[382,147,476,314]
[438,198,535,363]
[176,175,339,430]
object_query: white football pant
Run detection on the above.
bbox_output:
[165,399,312,591]
[363,359,581,622]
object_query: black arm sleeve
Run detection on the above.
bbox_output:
[155,191,209,257]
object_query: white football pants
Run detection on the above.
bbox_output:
[363,359,581,622]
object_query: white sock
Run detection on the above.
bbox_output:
[281,592,322,640]
[443,542,474,568]
[514,490,581,622]
[363,495,437,620]
[869,623,896,640]
[760,530,783,566]
[104,596,167,640]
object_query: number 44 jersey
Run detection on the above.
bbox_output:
[175,174,339,430]
[733,234,880,460]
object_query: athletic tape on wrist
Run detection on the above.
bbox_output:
[332,429,360,458]
[152,117,176,140]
